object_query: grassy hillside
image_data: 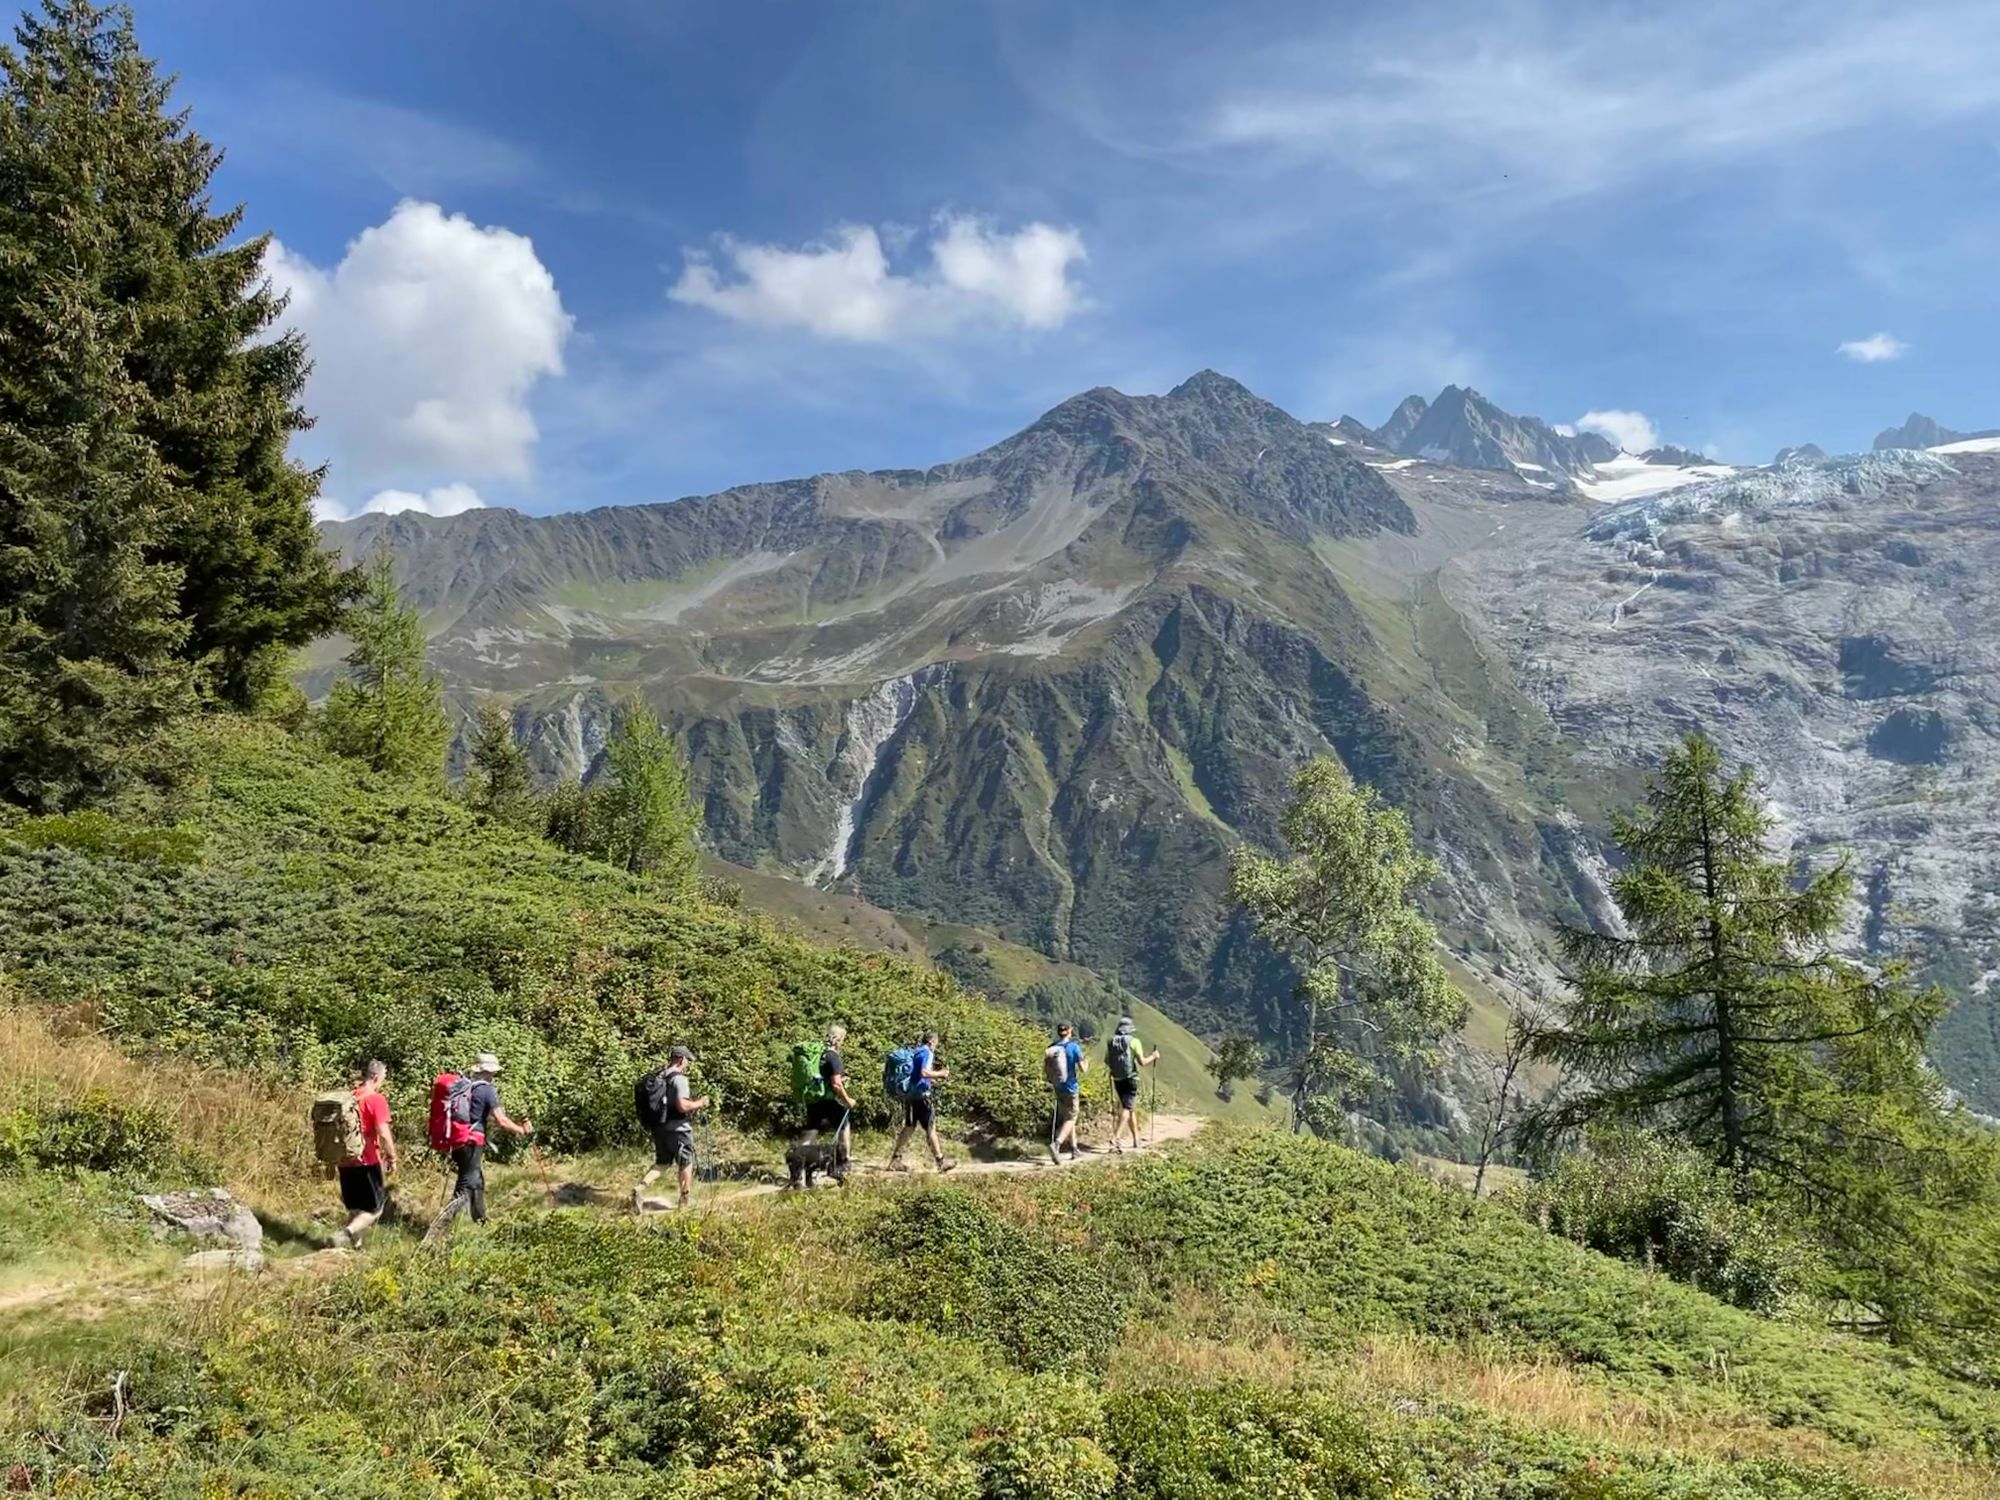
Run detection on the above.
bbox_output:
[0,720,1053,1146]
[3,1109,1994,1497]
[2,723,1996,1497]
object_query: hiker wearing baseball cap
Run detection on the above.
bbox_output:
[424,1052,533,1244]
[633,1046,707,1212]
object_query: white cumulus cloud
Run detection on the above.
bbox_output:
[313,483,488,525]
[669,214,1087,342]
[1838,332,1906,363]
[265,200,572,488]
[1575,408,1661,454]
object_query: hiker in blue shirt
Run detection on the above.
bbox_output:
[887,1030,956,1174]
[1046,1022,1088,1166]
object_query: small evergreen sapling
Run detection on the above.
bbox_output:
[316,556,449,783]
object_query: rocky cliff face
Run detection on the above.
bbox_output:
[1445,447,2000,1107]
[324,376,2000,1111]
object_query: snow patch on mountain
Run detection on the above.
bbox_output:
[1574,455,1737,504]
[1586,449,1955,542]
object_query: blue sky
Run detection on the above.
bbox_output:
[137,0,2000,518]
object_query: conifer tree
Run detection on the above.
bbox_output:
[317,555,449,783]
[1527,734,2000,1353]
[4,2,352,711]
[1230,757,1466,1133]
[588,703,698,888]
[0,1,200,807]
[466,701,538,830]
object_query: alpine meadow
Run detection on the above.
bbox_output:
[5,2,2000,1498]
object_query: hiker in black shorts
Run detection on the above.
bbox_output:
[888,1031,955,1173]
[634,1046,707,1211]
[1104,1016,1161,1153]
[424,1052,532,1243]
[804,1024,855,1164]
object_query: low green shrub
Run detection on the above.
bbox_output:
[4,809,202,866]
[1106,1385,1401,1499]
[1512,1129,1824,1315]
[0,1092,178,1177]
[869,1188,1124,1374]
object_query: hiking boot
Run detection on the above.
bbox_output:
[935,1157,957,1174]
[1047,1143,1062,1166]
[330,1228,352,1251]
[887,1158,911,1173]
[631,1186,644,1215]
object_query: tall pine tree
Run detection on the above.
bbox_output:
[0,0,200,807]
[589,704,698,888]
[466,700,538,830]
[2,1,352,732]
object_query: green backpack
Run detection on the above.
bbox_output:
[791,1040,828,1104]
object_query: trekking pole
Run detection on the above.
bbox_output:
[1147,1070,1157,1148]
[527,1138,557,1208]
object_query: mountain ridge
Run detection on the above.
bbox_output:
[324,372,2000,1120]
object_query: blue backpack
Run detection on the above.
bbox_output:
[883,1046,919,1102]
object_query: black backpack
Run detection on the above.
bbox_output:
[634,1067,673,1131]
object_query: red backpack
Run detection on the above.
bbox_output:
[428,1072,483,1152]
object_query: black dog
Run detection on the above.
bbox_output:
[785,1130,848,1189]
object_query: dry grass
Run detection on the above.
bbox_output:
[1116,1298,1993,1500]
[0,1002,316,1209]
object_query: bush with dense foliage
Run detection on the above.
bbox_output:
[1511,1129,1825,1315]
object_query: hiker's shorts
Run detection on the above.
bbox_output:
[338,1162,386,1215]
[1053,1091,1079,1126]
[653,1127,695,1168]
[902,1096,935,1130]
[805,1098,845,1134]
[1114,1077,1140,1110]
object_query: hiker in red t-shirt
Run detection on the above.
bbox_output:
[333,1060,398,1249]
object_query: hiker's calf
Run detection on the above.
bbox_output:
[785,1131,847,1189]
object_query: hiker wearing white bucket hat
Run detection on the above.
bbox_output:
[423,1051,534,1244]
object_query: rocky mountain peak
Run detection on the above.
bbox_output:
[1639,445,1710,468]
[1774,443,1827,466]
[1874,412,2000,451]
[1376,394,1430,449]
[1391,384,1615,479]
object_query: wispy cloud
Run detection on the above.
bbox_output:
[210,84,539,199]
[1189,2,2000,207]
[670,215,1087,343]
[1576,409,1661,453]
[1837,331,1907,363]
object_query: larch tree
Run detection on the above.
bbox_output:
[1526,734,2000,1354]
[1229,757,1466,1135]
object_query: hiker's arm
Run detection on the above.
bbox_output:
[922,1063,948,1080]
[1143,1050,1161,1066]
[831,1075,855,1107]
[491,1107,533,1136]
[681,1094,708,1115]
[375,1118,399,1173]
